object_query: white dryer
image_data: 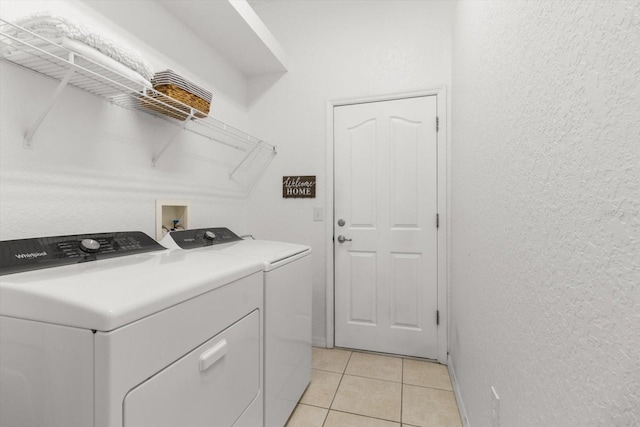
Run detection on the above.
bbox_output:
[161,228,312,427]
[0,231,265,427]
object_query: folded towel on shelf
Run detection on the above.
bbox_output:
[62,38,152,91]
[2,35,152,96]
[6,12,153,81]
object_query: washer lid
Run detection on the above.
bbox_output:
[160,228,312,269]
[0,250,263,331]
[188,239,311,269]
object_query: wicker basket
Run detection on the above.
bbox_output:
[141,84,210,121]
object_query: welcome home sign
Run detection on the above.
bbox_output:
[282,176,316,198]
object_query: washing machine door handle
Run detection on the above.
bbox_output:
[199,339,228,372]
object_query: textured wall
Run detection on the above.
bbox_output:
[247,0,454,346]
[450,1,640,426]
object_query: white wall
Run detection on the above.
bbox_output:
[450,1,640,426]
[0,0,258,240]
[246,0,454,346]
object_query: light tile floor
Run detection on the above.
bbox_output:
[286,347,462,427]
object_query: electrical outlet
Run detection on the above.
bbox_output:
[491,386,500,427]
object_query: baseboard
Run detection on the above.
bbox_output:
[448,354,471,427]
[312,336,327,348]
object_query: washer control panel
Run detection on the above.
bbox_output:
[0,231,165,276]
[170,227,242,249]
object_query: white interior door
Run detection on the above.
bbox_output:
[334,96,438,358]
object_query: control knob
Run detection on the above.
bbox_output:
[204,231,216,240]
[80,238,100,253]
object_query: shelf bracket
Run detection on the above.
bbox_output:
[229,142,277,178]
[24,64,76,148]
[151,110,195,167]
[229,143,260,178]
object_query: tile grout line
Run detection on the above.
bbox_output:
[301,402,404,426]
[321,350,353,427]
[401,358,404,426]
[327,408,406,425]
[313,370,454,393]
[336,371,403,383]
[330,355,404,426]
[404,383,456,393]
[309,349,456,427]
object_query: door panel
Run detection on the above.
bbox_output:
[391,118,421,228]
[348,119,377,228]
[348,251,377,324]
[334,96,438,358]
[390,252,421,329]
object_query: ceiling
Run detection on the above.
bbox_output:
[157,0,288,77]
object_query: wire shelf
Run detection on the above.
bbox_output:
[0,18,276,170]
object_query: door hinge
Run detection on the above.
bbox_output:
[436,310,440,325]
[436,213,440,228]
[436,116,439,132]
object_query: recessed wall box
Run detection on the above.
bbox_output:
[156,199,190,240]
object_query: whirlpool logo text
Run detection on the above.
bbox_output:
[14,251,48,259]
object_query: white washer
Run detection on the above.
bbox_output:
[0,231,265,427]
[161,228,312,427]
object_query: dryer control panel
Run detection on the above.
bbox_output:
[0,231,165,276]
[169,228,242,250]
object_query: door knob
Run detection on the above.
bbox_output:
[337,235,352,243]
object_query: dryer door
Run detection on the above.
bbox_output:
[124,310,261,427]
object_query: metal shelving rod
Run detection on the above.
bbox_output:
[229,143,259,178]
[23,55,75,148]
[1,17,278,164]
[152,116,191,168]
